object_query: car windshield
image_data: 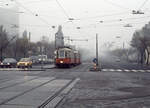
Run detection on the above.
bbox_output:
[20,58,30,62]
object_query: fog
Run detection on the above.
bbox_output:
[1,0,150,59]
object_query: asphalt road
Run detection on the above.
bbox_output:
[0,59,150,108]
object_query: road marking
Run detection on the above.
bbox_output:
[138,70,145,72]
[116,69,122,72]
[102,69,150,73]
[146,70,150,72]
[123,69,130,72]
[131,69,137,72]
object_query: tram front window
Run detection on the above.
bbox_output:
[59,50,65,58]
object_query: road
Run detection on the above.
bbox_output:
[0,58,150,108]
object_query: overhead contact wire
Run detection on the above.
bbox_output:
[14,0,51,26]
[55,0,70,19]
[139,0,149,10]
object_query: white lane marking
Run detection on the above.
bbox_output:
[102,69,150,73]
[102,69,110,71]
[131,69,137,72]
[109,69,115,71]
[124,69,130,72]
[116,69,122,72]
[138,70,145,72]
[146,70,150,72]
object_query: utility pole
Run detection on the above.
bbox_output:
[89,33,101,71]
[96,33,98,66]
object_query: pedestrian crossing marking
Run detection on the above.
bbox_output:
[102,69,150,73]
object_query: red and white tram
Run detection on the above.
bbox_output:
[54,47,81,68]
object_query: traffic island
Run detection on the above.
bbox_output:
[0,68,45,71]
[90,58,101,71]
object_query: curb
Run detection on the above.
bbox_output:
[0,68,45,71]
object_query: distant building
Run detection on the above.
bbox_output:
[0,4,19,37]
[55,25,64,49]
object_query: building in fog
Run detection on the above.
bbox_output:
[55,25,64,49]
[0,4,19,37]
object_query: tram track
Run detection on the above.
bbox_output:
[0,76,39,90]
[38,78,80,108]
[0,77,55,105]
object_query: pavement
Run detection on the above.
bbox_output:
[0,59,150,108]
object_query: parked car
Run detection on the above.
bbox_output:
[0,58,17,68]
[17,58,32,68]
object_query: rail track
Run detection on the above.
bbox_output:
[38,78,80,108]
[0,77,55,105]
[0,76,39,90]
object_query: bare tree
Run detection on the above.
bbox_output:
[131,22,150,64]
[0,25,8,61]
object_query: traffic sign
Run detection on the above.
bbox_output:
[93,58,98,64]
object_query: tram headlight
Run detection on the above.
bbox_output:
[60,61,63,63]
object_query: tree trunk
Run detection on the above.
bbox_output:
[145,47,149,65]
[147,53,149,65]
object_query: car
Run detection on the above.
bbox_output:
[38,55,48,64]
[0,58,17,68]
[29,56,39,64]
[17,58,32,68]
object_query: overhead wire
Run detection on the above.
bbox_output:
[13,0,51,26]
[139,0,149,10]
[76,11,130,21]
[54,0,90,41]
[5,0,150,38]
[82,20,150,28]
[55,0,70,19]
[22,0,52,5]
[103,0,130,10]
[96,15,150,24]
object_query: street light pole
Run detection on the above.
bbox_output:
[96,33,98,66]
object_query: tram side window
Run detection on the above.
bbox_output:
[66,51,70,58]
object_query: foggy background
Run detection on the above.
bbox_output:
[1,0,150,61]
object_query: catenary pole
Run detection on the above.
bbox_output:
[96,33,98,66]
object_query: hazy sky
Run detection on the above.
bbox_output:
[1,0,150,50]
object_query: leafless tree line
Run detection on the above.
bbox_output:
[0,25,55,61]
[131,22,150,64]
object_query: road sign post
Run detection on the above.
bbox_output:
[96,34,98,66]
[89,34,101,71]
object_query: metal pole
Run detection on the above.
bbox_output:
[55,33,57,49]
[123,42,125,50]
[96,33,98,66]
